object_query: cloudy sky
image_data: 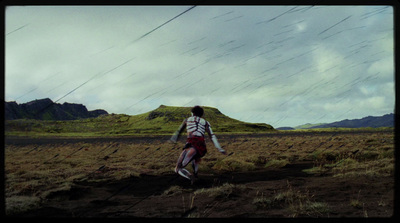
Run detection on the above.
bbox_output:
[5,5,394,128]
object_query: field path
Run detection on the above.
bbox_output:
[14,161,317,217]
[13,161,393,218]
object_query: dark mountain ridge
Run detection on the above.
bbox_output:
[5,98,108,120]
[308,113,394,129]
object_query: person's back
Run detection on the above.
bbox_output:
[170,105,226,184]
[186,115,208,138]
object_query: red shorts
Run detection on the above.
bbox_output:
[184,137,207,157]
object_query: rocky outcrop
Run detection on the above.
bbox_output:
[5,98,108,120]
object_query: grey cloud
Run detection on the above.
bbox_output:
[5,5,394,127]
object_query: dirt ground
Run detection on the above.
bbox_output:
[5,131,396,218]
[12,165,394,218]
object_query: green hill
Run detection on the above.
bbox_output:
[5,105,274,136]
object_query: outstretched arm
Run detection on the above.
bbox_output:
[170,119,187,143]
[206,122,226,154]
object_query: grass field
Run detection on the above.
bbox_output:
[4,129,395,217]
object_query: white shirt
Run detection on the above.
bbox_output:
[170,115,224,152]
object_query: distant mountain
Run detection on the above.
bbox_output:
[294,123,328,129]
[5,98,108,120]
[276,127,295,130]
[306,113,394,129]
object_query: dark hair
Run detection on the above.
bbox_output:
[191,105,204,117]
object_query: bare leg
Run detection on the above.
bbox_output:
[191,158,200,178]
[175,147,197,181]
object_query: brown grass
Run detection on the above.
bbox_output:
[4,131,394,215]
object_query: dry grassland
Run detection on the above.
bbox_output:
[4,130,395,217]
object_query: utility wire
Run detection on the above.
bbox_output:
[318,15,352,35]
[129,5,197,44]
[29,6,196,117]
[15,6,196,111]
[6,23,29,36]
[54,57,134,104]
[27,57,134,119]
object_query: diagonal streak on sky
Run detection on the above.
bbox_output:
[4,5,394,128]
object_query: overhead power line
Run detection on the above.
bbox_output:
[25,6,197,118]
[130,5,197,44]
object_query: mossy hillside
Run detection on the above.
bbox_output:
[5,105,274,136]
[140,105,274,133]
[96,105,274,134]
